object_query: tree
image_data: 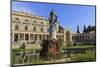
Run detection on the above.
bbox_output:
[87,25,92,32]
[83,25,96,33]
[83,25,87,33]
[92,26,96,31]
[77,25,80,33]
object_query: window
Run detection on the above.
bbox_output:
[14,33,18,41]
[25,25,28,31]
[72,36,74,40]
[15,25,19,30]
[15,18,19,20]
[41,22,43,24]
[41,27,43,32]
[33,21,36,23]
[25,19,29,22]
[33,27,36,31]
[25,34,29,40]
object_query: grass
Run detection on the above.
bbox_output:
[32,59,45,64]
[12,44,96,64]
[62,44,96,49]
[12,48,41,53]
[71,51,96,62]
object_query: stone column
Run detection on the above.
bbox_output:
[34,34,36,44]
[45,35,47,39]
[24,33,26,46]
[18,33,20,43]
[70,33,73,46]
[12,33,14,42]
[70,33,72,42]
[36,34,39,44]
[41,35,43,40]
[24,33,25,41]
[29,34,30,42]
[37,34,39,41]
[32,34,33,41]
[33,34,34,41]
[63,30,66,42]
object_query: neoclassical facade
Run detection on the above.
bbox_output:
[12,11,66,48]
[72,31,96,44]
[11,11,95,49]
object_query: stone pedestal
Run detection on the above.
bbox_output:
[49,23,57,39]
[40,38,62,59]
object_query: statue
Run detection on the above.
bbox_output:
[49,9,57,39]
[49,9,57,24]
[40,9,61,60]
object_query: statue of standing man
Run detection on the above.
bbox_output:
[49,9,57,39]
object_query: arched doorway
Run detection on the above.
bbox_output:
[66,31,73,46]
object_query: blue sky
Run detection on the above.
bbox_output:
[12,1,96,33]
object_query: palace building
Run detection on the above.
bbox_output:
[72,31,95,45]
[11,11,96,49]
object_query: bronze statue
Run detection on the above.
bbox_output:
[49,9,57,24]
[49,9,58,39]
